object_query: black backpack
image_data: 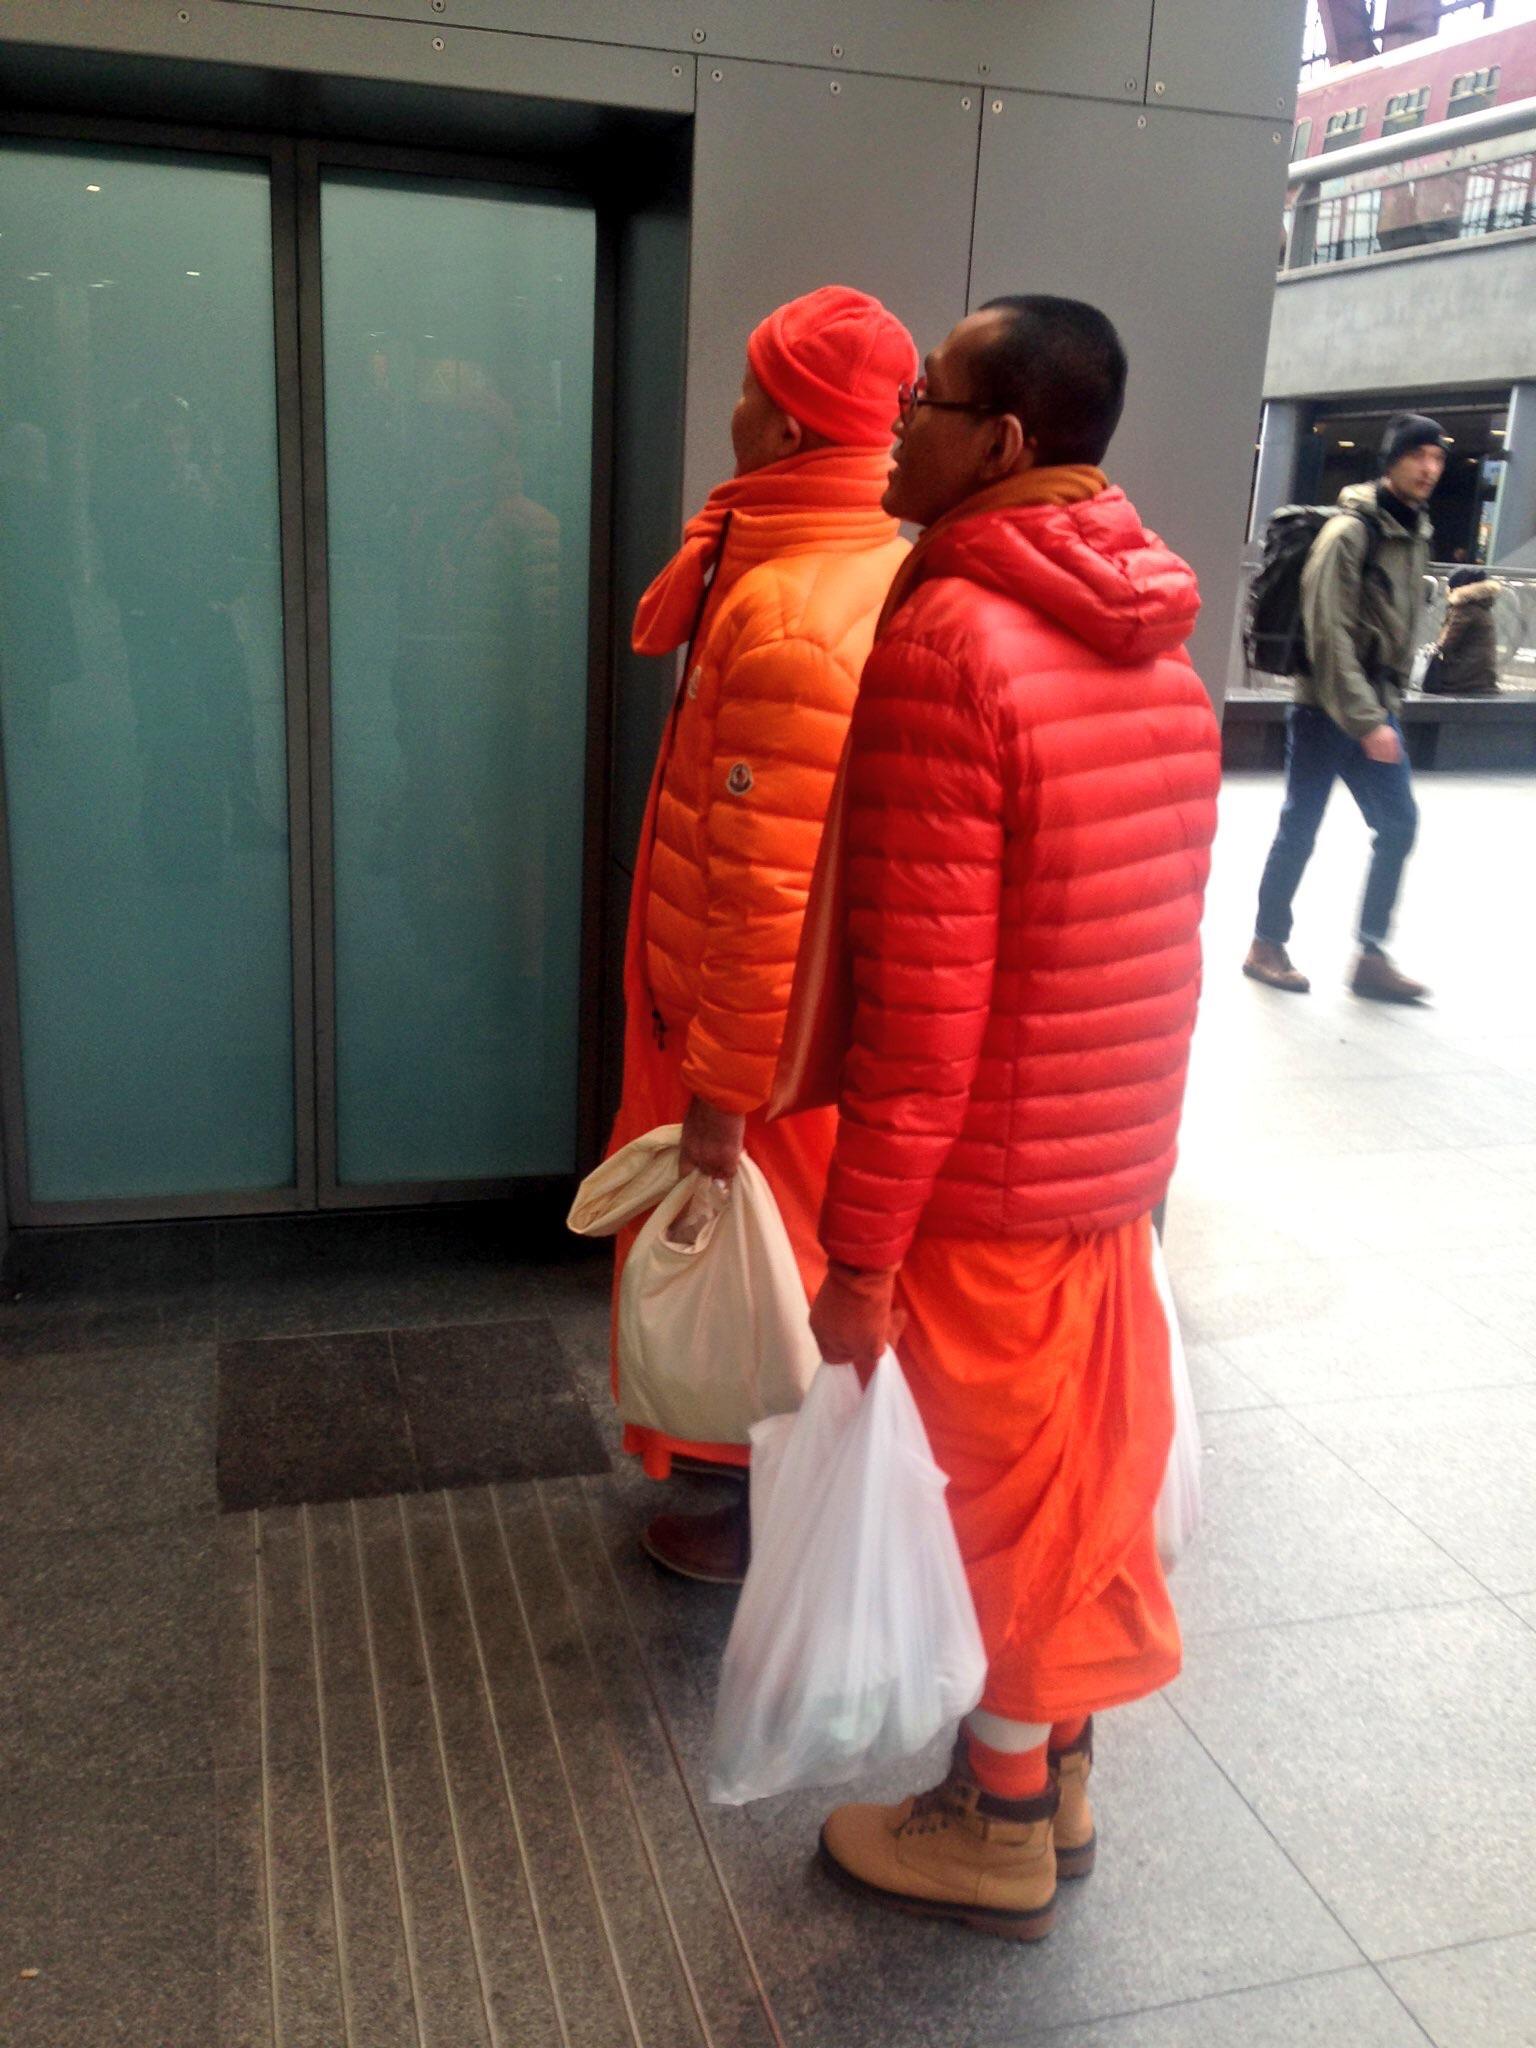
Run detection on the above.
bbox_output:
[1244,505,1378,679]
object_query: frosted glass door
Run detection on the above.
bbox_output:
[0,143,295,1202]
[321,173,595,1185]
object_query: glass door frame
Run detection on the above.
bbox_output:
[296,136,614,1210]
[0,115,618,1222]
[0,113,318,1226]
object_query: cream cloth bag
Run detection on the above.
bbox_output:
[567,1125,819,1446]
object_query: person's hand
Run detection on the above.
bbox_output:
[1361,723,1403,765]
[679,1094,747,1182]
[810,1262,904,1387]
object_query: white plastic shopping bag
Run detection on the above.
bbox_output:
[566,1126,819,1446]
[709,1350,987,1805]
[1151,1233,1202,1570]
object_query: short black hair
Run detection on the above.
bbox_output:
[974,295,1128,466]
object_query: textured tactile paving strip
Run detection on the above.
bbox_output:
[216,1483,784,2047]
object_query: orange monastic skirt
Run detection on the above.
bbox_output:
[894,1216,1181,1724]
[607,1024,834,1478]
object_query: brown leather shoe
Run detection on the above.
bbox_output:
[639,1494,750,1585]
[1049,1719,1096,1881]
[1350,950,1429,1004]
[820,1754,1058,1942]
[1243,939,1310,993]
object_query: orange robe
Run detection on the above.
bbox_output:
[894,1215,1180,1723]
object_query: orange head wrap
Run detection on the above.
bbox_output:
[746,285,917,449]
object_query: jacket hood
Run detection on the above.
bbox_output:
[915,487,1200,663]
[1447,577,1498,607]
[1339,479,1432,540]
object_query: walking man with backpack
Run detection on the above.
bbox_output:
[1244,412,1446,1002]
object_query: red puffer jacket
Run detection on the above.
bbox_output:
[820,488,1221,1271]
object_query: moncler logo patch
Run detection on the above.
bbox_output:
[726,761,754,797]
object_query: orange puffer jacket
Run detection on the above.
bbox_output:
[641,508,907,1114]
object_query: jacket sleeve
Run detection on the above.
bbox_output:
[1300,518,1388,739]
[819,633,1005,1271]
[681,635,857,1114]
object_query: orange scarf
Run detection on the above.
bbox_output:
[632,446,895,656]
[873,463,1107,640]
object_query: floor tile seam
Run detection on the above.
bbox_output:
[1266,1364,1536,1409]
[532,1482,720,2048]
[574,1475,792,2048]
[253,1510,283,2048]
[441,1489,575,2048]
[1277,1405,1507,1599]
[216,1307,550,1345]
[300,1504,357,2048]
[1178,1589,1498,1648]
[386,1331,425,1496]
[347,1498,430,2048]
[1409,1257,1536,1346]
[485,1486,649,2048]
[0,1506,222,1542]
[1374,1918,1536,1973]
[1158,1690,1374,1968]
[974,1959,1420,2048]
[394,1493,502,2048]
[1372,1967,1451,2046]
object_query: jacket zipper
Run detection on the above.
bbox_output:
[643,511,735,1053]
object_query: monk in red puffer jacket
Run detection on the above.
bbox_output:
[800,296,1220,1944]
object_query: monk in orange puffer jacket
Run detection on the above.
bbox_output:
[608,286,914,1581]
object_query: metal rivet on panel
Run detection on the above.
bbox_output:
[991,99,1003,114]
[1125,79,1138,92]
[711,67,723,81]
[831,43,843,57]
[1273,132,1284,145]
[1137,115,1148,129]
[432,35,444,49]
[1154,80,1166,95]
[432,0,445,11]
[978,63,989,75]
[830,80,842,94]
[672,64,683,76]
[961,96,973,110]
[692,27,706,42]
[177,7,189,17]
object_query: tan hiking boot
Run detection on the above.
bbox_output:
[819,1755,1058,1942]
[639,1494,749,1585]
[1243,939,1310,993]
[1350,951,1429,1004]
[1049,1719,1096,1881]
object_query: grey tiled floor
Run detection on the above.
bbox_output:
[3,770,1535,2045]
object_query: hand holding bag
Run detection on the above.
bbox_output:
[709,1350,986,1805]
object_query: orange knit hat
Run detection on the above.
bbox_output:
[747,285,918,448]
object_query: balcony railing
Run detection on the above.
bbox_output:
[1282,92,1536,271]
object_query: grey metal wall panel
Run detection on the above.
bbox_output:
[0,0,694,112]
[683,61,980,512]
[970,94,1290,698]
[1264,238,1536,401]
[219,0,1155,100]
[1146,0,1309,120]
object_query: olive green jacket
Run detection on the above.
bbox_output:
[1298,482,1432,738]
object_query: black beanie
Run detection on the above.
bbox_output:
[1448,566,1484,589]
[1380,412,1447,468]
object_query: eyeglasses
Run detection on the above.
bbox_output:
[898,376,1002,424]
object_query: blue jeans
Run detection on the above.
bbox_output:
[1255,706,1418,949]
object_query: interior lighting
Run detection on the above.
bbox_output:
[1338,439,1356,448]
[1443,436,1456,444]
[186,270,201,277]
[86,183,101,193]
